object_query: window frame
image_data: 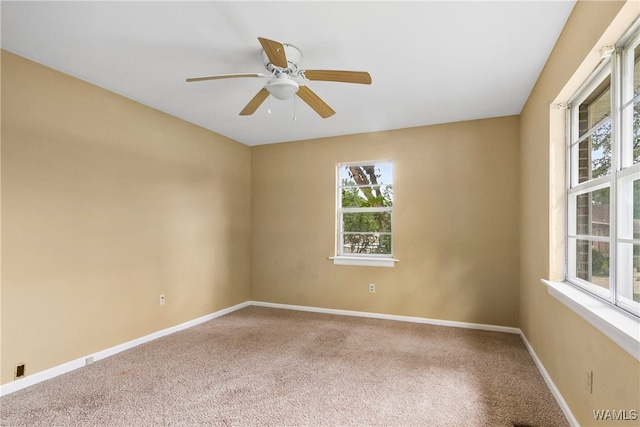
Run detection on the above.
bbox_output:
[331,160,398,267]
[565,24,640,319]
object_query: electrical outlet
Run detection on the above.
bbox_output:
[585,367,593,394]
[85,356,94,366]
[369,284,375,293]
[159,294,165,305]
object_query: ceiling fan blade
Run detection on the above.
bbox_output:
[296,86,335,119]
[258,37,288,69]
[302,70,372,85]
[239,88,270,116]
[186,73,265,83]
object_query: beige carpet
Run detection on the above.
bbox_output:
[0,306,568,426]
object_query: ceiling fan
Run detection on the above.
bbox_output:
[186,37,372,119]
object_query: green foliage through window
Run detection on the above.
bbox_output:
[339,163,393,256]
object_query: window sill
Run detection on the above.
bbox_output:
[541,279,640,361]
[329,256,399,267]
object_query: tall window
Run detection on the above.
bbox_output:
[337,162,393,257]
[567,26,640,318]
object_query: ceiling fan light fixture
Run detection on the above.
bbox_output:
[266,75,299,100]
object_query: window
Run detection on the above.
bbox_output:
[566,26,640,318]
[333,161,395,267]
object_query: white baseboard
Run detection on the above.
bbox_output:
[0,301,250,397]
[1,297,577,427]
[250,300,521,334]
[519,332,579,427]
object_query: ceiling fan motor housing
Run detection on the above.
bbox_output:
[262,43,302,74]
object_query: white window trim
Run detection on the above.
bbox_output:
[334,161,397,267]
[563,21,640,319]
[329,255,399,267]
[548,19,640,360]
[541,279,640,361]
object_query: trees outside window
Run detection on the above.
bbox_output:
[567,31,640,317]
[337,162,393,257]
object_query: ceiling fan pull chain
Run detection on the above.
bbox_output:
[267,96,272,115]
[293,95,297,121]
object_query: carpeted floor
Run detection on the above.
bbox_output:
[0,306,568,426]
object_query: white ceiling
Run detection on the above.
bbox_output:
[1,1,576,146]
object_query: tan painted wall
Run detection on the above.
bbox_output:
[519,1,640,426]
[1,51,251,385]
[251,117,520,327]
[3,2,639,422]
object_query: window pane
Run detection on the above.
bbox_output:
[338,161,393,258]
[634,245,640,303]
[620,45,640,167]
[575,187,610,237]
[618,175,640,240]
[578,119,612,182]
[576,74,612,181]
[634,102,640,164]
[623,243,640,303]
[341,233,391,255]
[566,27,640,318]
[579,76,611,137]
[575,239,610,290]
[592,241,610,290]
[343,212,391,233]
[340,164,393,186]
[341,185,393,208]
[634,45,640,164]
[634,44,640,97]
[635,178,640,239]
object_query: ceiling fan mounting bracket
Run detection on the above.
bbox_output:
[262,43,302,75]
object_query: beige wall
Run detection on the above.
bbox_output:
[251,117,520,327]
[1,51,251,385]
[2,47,521,388]
[3,1,640,423]
[519,1,640,426]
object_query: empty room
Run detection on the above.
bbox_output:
[1,1,639,426]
